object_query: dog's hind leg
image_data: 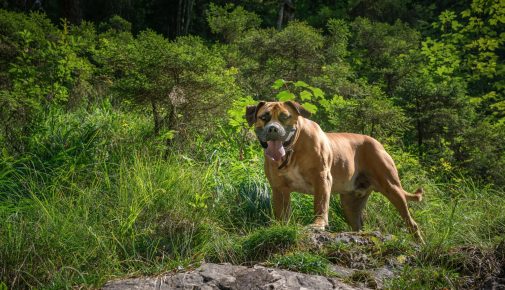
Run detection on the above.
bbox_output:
[340,192,370,231]
[379,185,424,243]
[369,149,424,242]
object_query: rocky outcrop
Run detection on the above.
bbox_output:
[102,232,398,290]
[102,263,367,290]
[103,231,505,289]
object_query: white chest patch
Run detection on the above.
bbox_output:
[281,166,314,194]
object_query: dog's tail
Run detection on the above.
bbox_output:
[405,188,423,202]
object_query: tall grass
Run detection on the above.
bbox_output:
[0,105,214,288]
[0,152,217,288]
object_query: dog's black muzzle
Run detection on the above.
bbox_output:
[255,122,296,149]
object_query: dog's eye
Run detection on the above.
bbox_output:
[279,114,290,121]
[260,114,270,121]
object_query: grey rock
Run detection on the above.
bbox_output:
[102,263,367,290]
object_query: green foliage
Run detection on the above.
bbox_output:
[0,12,93,153]
[231,180,271,226]
[98,29,238,139]
[98,15,132,33]
[205,224,301,265]
[270,79,408,142]
[322,86,409,140]
[427,0,505,121]
[227,95,256,130]
[234,21,324,97]
[271,79,323,114]
[395,72,475,171]
[0,10,56,46]
[269,252,333,276]
[458,122,505,185]
[207,3,261,43]
[349,17,421,93]
[325,18,351,63]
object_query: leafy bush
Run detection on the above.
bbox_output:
[0,10,93,153]
[234,21,324,97]
[98,29,239,143]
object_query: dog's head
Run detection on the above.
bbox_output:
[245,101,311,161]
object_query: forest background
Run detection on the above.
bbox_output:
[0,0,504,289]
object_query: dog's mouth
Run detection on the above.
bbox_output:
[256,126,297,161]
[262,140,286,162]
[259,129,296,162]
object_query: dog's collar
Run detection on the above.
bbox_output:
[282,127,298,151]
[277,127,299,170]
[278,149,293,170]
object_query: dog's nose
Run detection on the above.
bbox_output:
[268,126,278,133]
[264,123,284,140]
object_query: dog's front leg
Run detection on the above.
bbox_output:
[272,187,291,222]
[312,170,332,230]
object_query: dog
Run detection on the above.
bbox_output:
[245,101,424,241]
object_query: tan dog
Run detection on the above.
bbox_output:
[246,101,423,241]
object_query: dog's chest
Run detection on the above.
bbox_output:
[280,166,314,194]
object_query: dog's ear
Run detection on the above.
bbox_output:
[285,101,311,118]
[245,101,265,127]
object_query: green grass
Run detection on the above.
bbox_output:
[204,224,301,264]
[0,153,212,288]
[1,107,504,289]
[268,252,333,276]
[387,266,460,289]
[241,224,300,262]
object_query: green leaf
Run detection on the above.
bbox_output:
[159,130,176,140]
[294,80,309,88]
[301,102,317,113]
[310,87,324,98]
[272,79,286,89]
[299,90,313,101]
[277,90,295,101]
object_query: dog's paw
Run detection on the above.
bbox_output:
[308,224,325,231]
[308,218,327,231]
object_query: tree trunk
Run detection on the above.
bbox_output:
[184,0,195,35]
[277,0,295,29]
[61,0,82,24]
[176,0,183,36]
[151,100,161,136]
[276,2,284,30]
[415,97,423,159]
[163,106,178,159]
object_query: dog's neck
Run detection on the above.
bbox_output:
[277,118,304,170]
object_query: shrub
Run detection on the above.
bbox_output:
[99,30,239,142]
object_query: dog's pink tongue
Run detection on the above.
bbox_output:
[265,141,285,161]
